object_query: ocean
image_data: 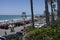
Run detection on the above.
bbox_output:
[0,15,31,20]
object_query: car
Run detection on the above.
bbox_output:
[14,22,24,26]
[16,32,22,37]
[2,34,16,38]
[34,23,40,28]
[2,34,18,40]
[24,21,30,24]
[0,36,6,40]
[4,24,9,29]
[0,24,9,29]
[1,32,22,40]
[34,23,44,28]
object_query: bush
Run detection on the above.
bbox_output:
[26,26,36,32]
[50,20,58,27]
[24,26,60,40]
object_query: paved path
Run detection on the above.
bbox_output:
[0,24,31,36]
[0,26,24,36]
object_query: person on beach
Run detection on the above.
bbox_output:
[8,24,15,32]
[11,24,15,32]
[5,31,7,35]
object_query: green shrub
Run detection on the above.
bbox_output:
[50,20,58,27]
[26,26,36,32]
[24,26,60,40]
[24,20,60,40]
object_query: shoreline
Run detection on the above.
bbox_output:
[0,17,36,25]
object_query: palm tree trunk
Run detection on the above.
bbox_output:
[30,0,35,28]
[57,0,60,26]
[51,0,54,23]
[45,0,50,26]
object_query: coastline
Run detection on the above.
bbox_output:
[0,17,32,25]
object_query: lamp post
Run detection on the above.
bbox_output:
[21,12,27,34]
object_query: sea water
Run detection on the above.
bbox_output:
[0,15,31,20]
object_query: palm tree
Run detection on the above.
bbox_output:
[30,0,35,28]
[57,0,60,26]
[51,0,54,22]
[48,0,56,23]
[45,0,50,26]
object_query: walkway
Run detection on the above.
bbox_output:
[0,24,31,36]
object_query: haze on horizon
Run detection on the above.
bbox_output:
[0,0,45,15]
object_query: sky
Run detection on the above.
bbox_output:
[0,0,45,15]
